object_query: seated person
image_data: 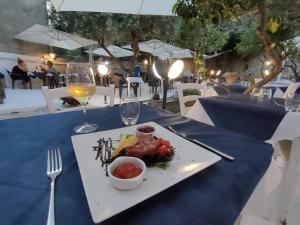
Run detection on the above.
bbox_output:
[42,61,59,88]
[11,58,30,89]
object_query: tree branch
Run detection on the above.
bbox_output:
[128,30,141,76]
[243,3,282,94]
[97,39,130,74]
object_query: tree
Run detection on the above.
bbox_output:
[173,0,285,94]
[175,19,229,79]
[281,40,300,81]
[47,1,181,75]
[235,21,263,58]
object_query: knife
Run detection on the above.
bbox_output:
[167,126,235,161]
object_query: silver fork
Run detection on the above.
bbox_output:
[46,148,63,225]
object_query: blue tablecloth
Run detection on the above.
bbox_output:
[199,96,287,141]
[0,105,273,225]
[213,85,246,95]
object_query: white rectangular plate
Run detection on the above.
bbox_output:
[71,122,221,223]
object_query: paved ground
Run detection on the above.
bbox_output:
[0,86,179,120]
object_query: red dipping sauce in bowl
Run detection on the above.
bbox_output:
[108,157,146,190]
[112,163,142,179]
[136,125,155,136]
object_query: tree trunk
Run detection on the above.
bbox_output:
[98,30,141,76]
[243,3,282,95]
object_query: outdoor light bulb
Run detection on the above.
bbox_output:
[104,61,109,65]
[98,64,109,75]
[152,63,162,79]
[168,60,184,80]
[49,53,56,59]
[210,70,215,75]
[264,70,270,76]
[216,70,222,76]
[144,59,148,65]
[265,60,272,66]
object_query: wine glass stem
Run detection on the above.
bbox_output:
[82,104,88,125]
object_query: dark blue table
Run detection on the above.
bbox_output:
[199,96,287,141]
[0,105,273,225]
[213,85,246,95]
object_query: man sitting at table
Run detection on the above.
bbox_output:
[41,61,59,89]
[11,58,30,89]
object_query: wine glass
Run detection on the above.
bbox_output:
[66,62,98,133]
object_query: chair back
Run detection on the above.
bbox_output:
[283,82,300,98]
[5,69,11,77]
[176,83,207,116]
[41,85,115,113]
[133,65,141,77]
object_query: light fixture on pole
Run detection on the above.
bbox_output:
[97,62,110,104]
[98,63,109,76]
[49,52,56,59]
[152,59,184,109]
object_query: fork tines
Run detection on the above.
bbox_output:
[47,148,62,177]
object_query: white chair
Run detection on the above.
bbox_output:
[41,85,115,113]
[283,82,300,99]
[176,83,207,116]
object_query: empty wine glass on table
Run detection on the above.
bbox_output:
[119,98,140,126]
[66,62,98,133]
[285,93,300,112]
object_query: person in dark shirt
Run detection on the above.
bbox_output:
[11,58,30,88]
[40,61,59,88]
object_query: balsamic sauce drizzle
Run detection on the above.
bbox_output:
[93,138,114,177]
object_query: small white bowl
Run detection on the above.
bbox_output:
[136,125,155,137]
[108,157,146,191]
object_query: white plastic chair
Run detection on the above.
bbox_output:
[176,83,207,116]
[283,82,300,99]
[41,85,115,113]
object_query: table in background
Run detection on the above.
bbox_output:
[0,105,273,225]
[186,95,286,141]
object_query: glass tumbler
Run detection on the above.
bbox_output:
[119,98,140,126]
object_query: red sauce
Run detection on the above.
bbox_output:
[112,163,142,179]
[137,126,155,133]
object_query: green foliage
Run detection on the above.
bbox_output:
[173,0,261,23]
[235,21,263,58]
[174,19,229,79]
[183,88,201,96]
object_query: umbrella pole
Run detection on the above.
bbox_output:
[162,75,168,109]
[89,46,93,67]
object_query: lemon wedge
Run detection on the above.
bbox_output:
[112,136,139,157]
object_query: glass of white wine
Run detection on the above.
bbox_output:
[66,62,98,133]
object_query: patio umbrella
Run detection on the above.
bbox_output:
[158,49,193,59]
[122,39,185,57]
[50,0,177,16]
[88,46,133,58]
[14,24,97,50]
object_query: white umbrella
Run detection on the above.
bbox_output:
[158,49,193,59]
[123,39,185,57]
[50,0,177,16]
[89,46,133,58]
[15,24,97,50]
